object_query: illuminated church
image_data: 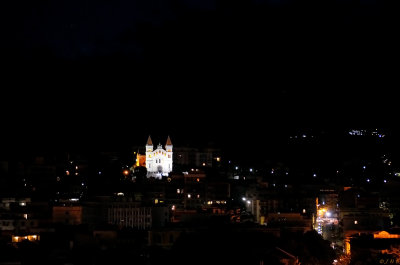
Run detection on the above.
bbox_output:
[134,136,173,179]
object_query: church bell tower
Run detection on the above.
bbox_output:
[145,135,154,172]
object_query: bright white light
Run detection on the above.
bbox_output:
[242,197,246,201]
[366,178,370,182]
[247,200,251,204]
[384,179,387,183]
[235,166,239,170]
[326,211,331,217]
[187,194,191,199]
[249,168,253,172]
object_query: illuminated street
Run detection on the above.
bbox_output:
[316,204,341,251]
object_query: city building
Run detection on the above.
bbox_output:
[339,187,391,255]
[53,205,83,225]
[174,146,222,168]
[108,201,169,230]
[347,230,400,264]
[141,136,173,179]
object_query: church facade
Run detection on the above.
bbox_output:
[143,135,173,179]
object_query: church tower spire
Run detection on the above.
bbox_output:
[146,135,154,152]
[165,135,173,173]
[166,135,172,146]
[146,135,153,146]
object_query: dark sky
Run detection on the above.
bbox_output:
[1,0,399,158]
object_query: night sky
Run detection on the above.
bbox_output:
[1,0,399,159]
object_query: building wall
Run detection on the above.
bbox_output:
[108,204,151,229]
[53,206,83,225]
[148,229,182,248]
[108,204,170,230]
[183,171,206,209]
[146,145,173,178]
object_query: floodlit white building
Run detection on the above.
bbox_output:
[145,136,173,179]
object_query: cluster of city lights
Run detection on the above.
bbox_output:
[206,200,227,205]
